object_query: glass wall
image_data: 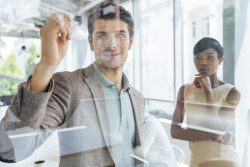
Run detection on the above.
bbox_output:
[137,0,174,101]
[0,0,250,166]
[131,0,175,120]
[234,0,250,166]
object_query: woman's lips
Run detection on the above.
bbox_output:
[199,69,209,75]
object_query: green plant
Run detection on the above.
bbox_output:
[0,42,40,96]
[0,53,23,95]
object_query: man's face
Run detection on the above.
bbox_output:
[194,48,223,77]
[89,19,133,70]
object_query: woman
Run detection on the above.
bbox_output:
[171,37,241,167]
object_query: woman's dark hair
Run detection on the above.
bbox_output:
[193,37,223,57]
[87,1,134,38]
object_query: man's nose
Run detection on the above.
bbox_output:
[105,36,118,49]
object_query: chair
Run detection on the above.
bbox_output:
[198,158,240,167]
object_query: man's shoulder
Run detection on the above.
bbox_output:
[129,86,144,98]
[53,64,94,80]
[54,69,83,78]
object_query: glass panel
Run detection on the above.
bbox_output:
[0,1,177,167]
[139,0,174,100]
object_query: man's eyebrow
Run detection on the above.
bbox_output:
[95,30,128,35]
[117,30,127,33]
[95,31,106,35]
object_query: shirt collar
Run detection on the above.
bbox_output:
[93,62,130,90]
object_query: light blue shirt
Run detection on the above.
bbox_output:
[94,63,136,167]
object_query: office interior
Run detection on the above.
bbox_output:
[0,0,249,166]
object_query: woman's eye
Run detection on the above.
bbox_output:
[207,56,214,61]
[194,56,199,61]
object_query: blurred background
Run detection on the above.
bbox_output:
[0,0,249,166]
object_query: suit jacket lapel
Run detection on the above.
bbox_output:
[82,64,145,160]
[82,65,113,156]
[128,88,144,146]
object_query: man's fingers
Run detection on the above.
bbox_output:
[42,14,72,41]
[41,21,58,35]
[64,18,72,40]
[64,14,71,22]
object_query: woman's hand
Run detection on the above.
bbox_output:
[193,75,212,93]
[193,74,215,104]
[211,132,233,144]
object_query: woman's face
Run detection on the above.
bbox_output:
[194,48,223,77]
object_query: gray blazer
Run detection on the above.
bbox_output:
[4,64,145,167]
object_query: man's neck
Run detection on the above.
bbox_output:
[96,64,123,91]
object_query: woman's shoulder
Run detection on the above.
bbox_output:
[226,86,241,104]
[178,83,194,98]
[219,83,241,105]
[178,83,193,93]
[218,83,239,95]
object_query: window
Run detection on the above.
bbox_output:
[181,1,223,84]
[131,0,175,118]
[203,17,210,36]
[0,37,40,96]
[192,21,196,38]
[136,0,174,101]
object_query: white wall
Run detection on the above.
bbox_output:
[235,0,250,166]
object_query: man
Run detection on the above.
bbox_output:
[0,2,145,167]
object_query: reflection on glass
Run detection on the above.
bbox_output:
[0,1,178,167]
[1,97,177,167]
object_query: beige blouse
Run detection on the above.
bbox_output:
[183,83,239,167]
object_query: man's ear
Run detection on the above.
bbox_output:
[88,36,94,51]
[128,37,133,50]
[218,56,223,65]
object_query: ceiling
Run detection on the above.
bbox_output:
[0,0,108,38]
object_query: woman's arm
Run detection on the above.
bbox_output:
[220,87,240,129]
[217,87,241,144]
[171,85,221,142]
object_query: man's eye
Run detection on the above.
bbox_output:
[120,34,126,38]
[96,34,106,39]
[117,33,126,39]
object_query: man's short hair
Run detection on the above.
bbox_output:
[193,37,224,57]
[87,1,134,38]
